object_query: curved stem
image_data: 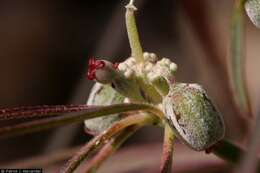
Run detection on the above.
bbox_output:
[82,126,139,173]
[125,0,144,63]
[61,113,157,173]
[230,0,252,116]
[160,123,175,173]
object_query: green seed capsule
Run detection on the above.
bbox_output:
[84,83,125,135]
[162,83,225,151]
[245,0,260,28]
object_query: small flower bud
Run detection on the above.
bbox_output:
[87,58,118,84]
[162,83,225,151]
[169,62,178,73]
[118,63,127,71]
[143,52,150,60]
[124,69,134,78]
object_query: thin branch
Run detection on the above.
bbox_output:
[160,124,175,173]
[0,105,91,121]
[60,113,157,173]
[82,126,139,172]
[0,103,163,138]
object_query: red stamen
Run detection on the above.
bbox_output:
[87,57,106,80]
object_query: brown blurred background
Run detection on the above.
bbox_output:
[0,0,259,172]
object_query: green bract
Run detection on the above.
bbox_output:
[162,83,225,151]
[84,83,125,135]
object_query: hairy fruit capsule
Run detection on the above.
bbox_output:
[162,83,225,151]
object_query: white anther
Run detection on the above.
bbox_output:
[148,72,161,82]
[170,63,177,72]
[150,53,157,59]
[150,53,158,62]
[124,69,134,78]
[163,58,171,65]
[129,57,136,62]
[126,57,136,66]
[157,60,164,65]
[144,62,153,72]
[160,58,166,64]
[147,71,156,81]
[143,52,150,60]
[118,63,127,71]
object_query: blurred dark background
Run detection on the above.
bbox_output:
[0,0,259,172]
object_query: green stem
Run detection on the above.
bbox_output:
[125,0,144,63]
[61,113,156,173]
[211,139,260,172]
[0,103,163,138]
[160,123,175,173]
[230,0,252,116]
[212,139,243,164]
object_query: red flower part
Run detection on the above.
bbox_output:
[87,58,105,80]
[87,57,119,80]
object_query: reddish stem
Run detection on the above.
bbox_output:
[0,105,90,121]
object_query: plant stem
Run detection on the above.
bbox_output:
[160,123,175,173]
[82,126,139,173]
[61,113,156,173]
[230,0,252,116]
[211,139,260,172]
[0,105,90,121]
[0,103,163,137]
[211,139,243,164]
[125,0,144,63]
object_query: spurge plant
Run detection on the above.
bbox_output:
[0,0,259,173]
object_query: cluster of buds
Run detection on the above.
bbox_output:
[86,53,225,151]
[87,52,178,103]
